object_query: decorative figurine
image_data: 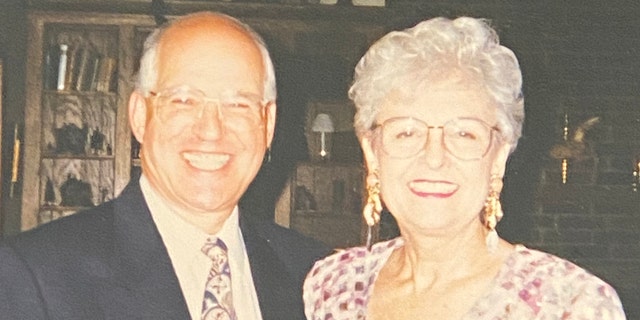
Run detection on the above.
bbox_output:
[59,174,93,207]
[55,123,89,155]
[44,177,56,205]
[294,185,317,211]
[90,127,105,155]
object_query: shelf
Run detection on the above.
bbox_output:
[43,89,117,96]
[293,209,360,216]
[41,154,114,160]
[40,204,93,211]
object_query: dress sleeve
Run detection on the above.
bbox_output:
[566,281,627,320]
[303,258,327,320]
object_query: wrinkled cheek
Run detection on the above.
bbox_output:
[378,174,406,213]
[140,130,186,178]
[157,124,189,142]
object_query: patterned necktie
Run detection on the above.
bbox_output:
[201,237,236,320]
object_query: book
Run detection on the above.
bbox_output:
[43,44,60,90]
[88,54,101,92]
[63,45,78,91]
[95,56,117,93]
[74,47,94,92]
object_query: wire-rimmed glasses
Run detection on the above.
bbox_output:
[148,86,266,129]
[372,116,500,160]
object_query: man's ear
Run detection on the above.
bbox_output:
[129,90,149,143]
[264,101,277,147]
[361,134,379,173]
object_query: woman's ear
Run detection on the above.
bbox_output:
[129,90,149,143]
[491,142,512,178]
[361,134,379,172]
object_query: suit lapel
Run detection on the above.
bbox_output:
[102,184,306,319]
[106,182,190,319]
[241,215,306,320]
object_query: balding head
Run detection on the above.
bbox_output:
[136,12,276,102]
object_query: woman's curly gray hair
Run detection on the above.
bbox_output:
[349,16,524,152]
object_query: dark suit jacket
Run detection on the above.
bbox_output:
[0,181,330,320]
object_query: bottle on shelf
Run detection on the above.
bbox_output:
[56,44,68,91]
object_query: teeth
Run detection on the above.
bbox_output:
[409,181,457,194]
[183,152,230,171]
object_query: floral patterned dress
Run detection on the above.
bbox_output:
[303,237,626,320]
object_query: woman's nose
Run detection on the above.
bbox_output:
[420,129,447,168]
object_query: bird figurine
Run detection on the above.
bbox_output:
[549,116,600,161]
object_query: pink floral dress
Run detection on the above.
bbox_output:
[303,237,626,320]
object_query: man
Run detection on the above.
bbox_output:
[0,12,329,320]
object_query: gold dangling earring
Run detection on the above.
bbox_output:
[364,169,382,251]
[483,174,504,254]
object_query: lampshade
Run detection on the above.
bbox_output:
[311,113,335,133]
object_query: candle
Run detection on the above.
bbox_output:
[10,124,20,198]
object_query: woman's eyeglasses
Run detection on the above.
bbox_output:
[372,117,500,160]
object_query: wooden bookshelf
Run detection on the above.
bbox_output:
[21,11,156,230]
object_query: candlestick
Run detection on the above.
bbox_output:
[10,123,20,198]
[561,112,569,184]
[633,159,640,192]
[320,132,327,158]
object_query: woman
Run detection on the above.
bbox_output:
[303,17,625,319]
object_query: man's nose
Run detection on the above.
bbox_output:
[192,102,224,140]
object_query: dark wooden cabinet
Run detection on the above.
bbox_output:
[277,162,365,248]
[272,99,367,248]
[20,11,155,230]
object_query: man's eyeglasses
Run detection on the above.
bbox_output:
[148,86,266,128]
[372,117,500,160]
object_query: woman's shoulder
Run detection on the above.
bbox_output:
[304,237,402,285]
[509,245,610,284]
[303,238,403,320]
[500,245,625,317]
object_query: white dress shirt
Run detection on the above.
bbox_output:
[140,175,263,320]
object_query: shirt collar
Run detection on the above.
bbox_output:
[139,174,243,258]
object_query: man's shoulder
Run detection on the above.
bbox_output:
[242,216,332,287]
[242,215,332,272]
[2,202,115,263]
[244,216,330,254]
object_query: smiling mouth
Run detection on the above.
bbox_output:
[183,152,230,171]
[408,180,458,197]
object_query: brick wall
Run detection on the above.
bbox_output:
[487,2,640,317]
